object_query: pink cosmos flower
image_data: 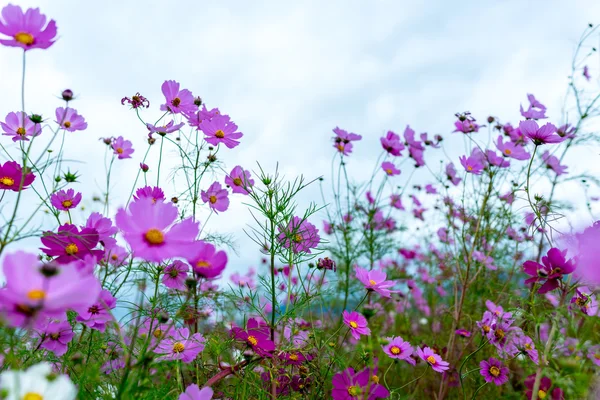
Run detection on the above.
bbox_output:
[342,310,370,340]
[583,65,591,81]
[76,289,117,332]
[40,224,103,264]
[496,136,531,160]
[160,80,196,114]
[575,221,600,285]
[179,385,213,400]
[390,194,404,210]
[486,150,510,168]
[0,161,35,191]
[517,335,539,364]
[231,318,275,357]
[479,358,509,385]
[459,149,485,175]
[570,286,598,316]
[121,92,149,109]
[162,260,189,290]
[380,130,405,156]
[425,184,437,194]
[417,346,449,373]
[0,5,57,50]
[133,186,165,203]
[382,336,415,364]
[455,329,471,338]
[37,318,74,356]
[381,161,400,176]
[146,120,185,137]
[201,181,229,213]
[187,241,227,279]
[1,111,42,141]
[50,188,81,211]
[354,266,397,298]
[453,119,479,133]
[542,151,568,175]
[154,327,206,363]
[331,367,389,400]
[199,114,243,149]
[445,162,462,186]
[333,127,362,155]
[409,146,425,167]
[104,245,129,268]
[112,136,134,159]
[225,165,254,195]
[277,216,320,254]
[524,374,553,400]
[0,251,101,327]
[519,120,563,145]
[520,94,547,120]
[184,105,221,129]
[115,197,199,263]
[231,271,256,289]
[55,107,87,132]
[587,345,600,367]
[523,247,576,294]
[85,212,118,250]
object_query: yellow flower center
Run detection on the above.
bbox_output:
[504,148,511,155]
[61,200,73,208]
[209,195,217,204]
[0,177,15,186]
[538,389,547,399]
[336,144,344,151]
[467,166,473,171]
[426,355,437,365]
[64,121,71,128]
[65,243,79,255]
[172,97,181,107]
[289,353,299,361]
[349,321,358,329]
[27,289,46,301]
[347,386,360,396]
[14,32,34,45]
[196,260,211,269]
[111,254,119,261]
[494,329,505,340]
[385,168,393,175]
[369,279,377,286]
[153,329,163,338]
[247,335,258,346]
[482,325,491,333]
[576,297,587,307]
[390,346,401,355]
[172,342,185,353]
[371,375,379,384]
[145,228,164,245]
[293,234,303,243]
[50,333,60,340]
[22,393,43,400]
[489,366,500,377]
[215,129,225,138]
[16,127,26,136]
[169,269,179,278]
[233,177,243,186]
[116,147,124,154]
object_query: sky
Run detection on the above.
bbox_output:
[1,0,600,278]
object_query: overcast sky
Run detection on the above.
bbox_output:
[1,0,600,279]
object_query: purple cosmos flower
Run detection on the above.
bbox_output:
[583,65,591,81]
[486,150,510,168]
[76,289,116,332]
[0,5,57,50]
[333,127,362,156]
[199,114,243,149]
[517,335,539,364]
[453,119,479,133]
[342,310,370,340]
[40,224,103,264]
[225,165,254,195]
[133,186,165,203]
[425,184,437,194]
[105,245,129,268]
[331,367,389,400]
[455,329,471,338]
[277,216,320,254]
[354,266,397,298]
[179,385,213,400]
[380,130,405,156]
[187,241,227,279]
[115,197,199,263]
[201,181,229,213]
[479,358,509,386]
[146,120,185,137]
[162,260,189,290]
[85,212,118,250]
[542,151,568,175]
[0,161,35,191]
[445,162,462,186]
[417,346,449,373]
[570,286,598,316]
[121,92,149,109]
[459,149,485,174]
[160,80,196,114]
[1,111,42,141]
[381,161,401,176]
[524,374,553,400]
[36,318,74,357]
[519,120,563,145]
[231,271,256,289]
[587,345,600,367]
[55,107,87,132]
[523,247,576,294]
[390,194,405,210]
[184,105,221,129]
[473,251,497,270]
[111,136,134,159]
[520,94,547,119]
[231,318,275,357]
[50,188,81,211]
[382,336,415,364]
[496,136,531,160]
[154,327,205,363]
[0,251,101,327]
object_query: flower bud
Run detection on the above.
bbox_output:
[61,89,74,101]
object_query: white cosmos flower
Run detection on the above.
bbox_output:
[0,362,77,400]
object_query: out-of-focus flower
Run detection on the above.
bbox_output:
[0,362,76,400]
[0,5,57,50]
[0,161,35,191]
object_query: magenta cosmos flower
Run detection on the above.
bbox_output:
[331,367,389,400]
[160,80,196,114]
[37,318,74,356]
[146,120,185,138]
[542,151,568,175]
[115,197,199,263]
[417,346,449,373]
[85,212,118,249]
[496,136,530,160]
[55,107,87,132]
[453,119,479,133]
[50,188,82,211]
[570,286,598,316]
[199,114,243,149]
[381,161,400,176]
[133,185,165,203]
[112,136,134,159]
[382,336,415,365]
[76,289,116,332]
[1,111,42,141]
[459,149,485,175]
[179,385,213,400]
[154,327,206,363]
[524,374,554,400]
[201,181,229,213]
[333,126,362,156]
[0,5,57,50]
[523,247,576,294]
[0,251,101,327]
[231,318,275,357]
[520,94,547,120]
[354,266,397,298]
[0,161,35,191]
[380,130,405,156]
[186,241,227,279]
[278,216,320,254]
[519,120,563,145]
[225,165,254,195]
[479,358,509,386]
[40,224,103,264]
[583,65,591,81]
[342,310,370,340]
[162,260,189,290]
